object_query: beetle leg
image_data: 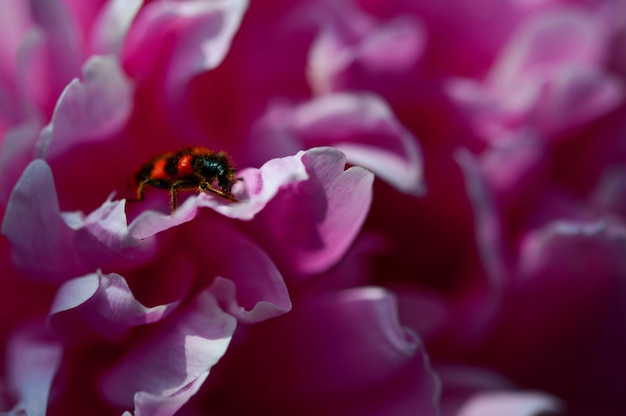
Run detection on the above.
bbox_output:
[135,181,147,201]
[199,182,238,202]
[169,180,187,212]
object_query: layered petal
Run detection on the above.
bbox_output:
[38,55,134,160]
[99,290,237,415]
[252,93,424,194]
[1,159,155,281]
[123,0,248,97]
[1,159,88,280]
[249,147,374,275]
[48,271,179,343]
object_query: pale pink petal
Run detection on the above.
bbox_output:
[200,220,291,323]
[254,93,424,194]
[251,147,374,275]
[4,325,62,416]
[455,392,563,416]
[436,365,515,416]
[49,271,179,343]
[1,159,87,281]
[37,55,134,160]
[133,373,209,416]
[100,290,236,412]
[75,195,157,269]
[0,120,41,205]
[123,0,247,95]
[89,0,143,56]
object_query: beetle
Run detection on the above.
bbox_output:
[130,146,239,212]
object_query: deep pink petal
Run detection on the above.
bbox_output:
[205,287,440,415]
[254,93,425,194]
[4,325,62,416]
[38,56,134,160]
[99,290,236,412]
[251,146,374,275]
[1,159,88,281]
[49,271,179,343]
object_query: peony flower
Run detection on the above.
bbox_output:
[1,0,625,415]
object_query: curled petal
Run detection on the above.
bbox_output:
[100,290,236,414]
[251,147,374,275]
[37,55,134,160]
[255,93,425,194]
[123,0,248,94]
[1,160,155,280]
[4,325,62,416]
[75,195,157,269]
[49,271,179,343]
[200,220,291,323]
[1,159,88,281]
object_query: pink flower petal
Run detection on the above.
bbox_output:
[489,8,608,88]
[38,55,134,160]
[0,120,41,205]
[446,8,622,141]
[251,146,374,275]
[1,159,87,281]
[255,93,425,194]
[527,65,623,135]
[456,392,563,416]
[4,325,62,416]
[309,2,425,94]
[75,195,157,270]
[27,0,82,96]
[123,0,247,95]
[198,220,291,323]
[205,287,440,415]
[132,373,210,416]
[2,160,157,280]
[89,0,143,56]
[49,271,179,343]
[100,290,236,413]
